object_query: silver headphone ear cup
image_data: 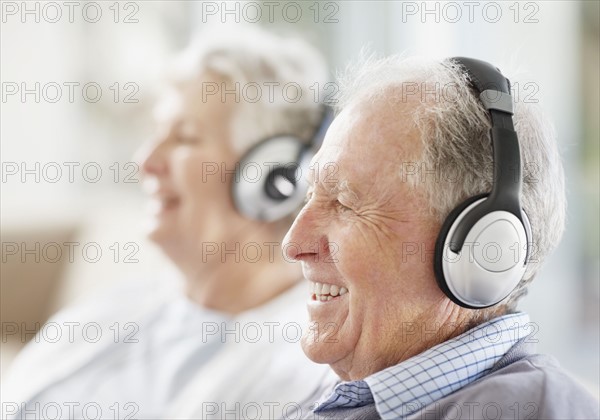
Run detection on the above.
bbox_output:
[434,194,488,307]
[232,135,310,222]
[435,196,530,308]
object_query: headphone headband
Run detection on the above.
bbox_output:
[444,57,525,252]
[434,57,532,308]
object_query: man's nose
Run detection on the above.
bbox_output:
[282,205,330,263]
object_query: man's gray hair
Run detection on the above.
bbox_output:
[335,55,566,311]
[161,25,328,153]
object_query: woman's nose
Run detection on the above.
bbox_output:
[136,136,169,177]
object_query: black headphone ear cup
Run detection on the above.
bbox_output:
[264,166,299,200]
[232,135,310,222]
[433,193,489,307]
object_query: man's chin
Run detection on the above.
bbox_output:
[300,327,342,365]
[301,337,329,365]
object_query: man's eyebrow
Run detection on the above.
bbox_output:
[327,179,360,202]
[303,164,360,201]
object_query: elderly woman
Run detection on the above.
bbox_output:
[3,27,334,420]
[283,56,600,419]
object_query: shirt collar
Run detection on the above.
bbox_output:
[314,312,532,419]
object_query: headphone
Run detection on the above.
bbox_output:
[433,57,532,309]
[231,105,334,222]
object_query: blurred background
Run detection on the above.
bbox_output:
[1,0,598,395]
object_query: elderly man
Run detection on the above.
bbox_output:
[283,56,600,419]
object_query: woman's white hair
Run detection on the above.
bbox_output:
[161,24,328,153]
[335,54,566,312]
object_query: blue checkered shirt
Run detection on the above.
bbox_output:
[312,312,533,419]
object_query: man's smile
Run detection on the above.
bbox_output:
[310,281,349,302]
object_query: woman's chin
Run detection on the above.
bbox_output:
[145,221,179,250]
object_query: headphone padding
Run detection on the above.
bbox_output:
[433,193,490,308]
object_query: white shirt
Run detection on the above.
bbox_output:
[2,278,334,420]
[2,276,228,419]
[168,281,337,420]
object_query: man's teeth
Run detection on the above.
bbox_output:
[310,281,348,301]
